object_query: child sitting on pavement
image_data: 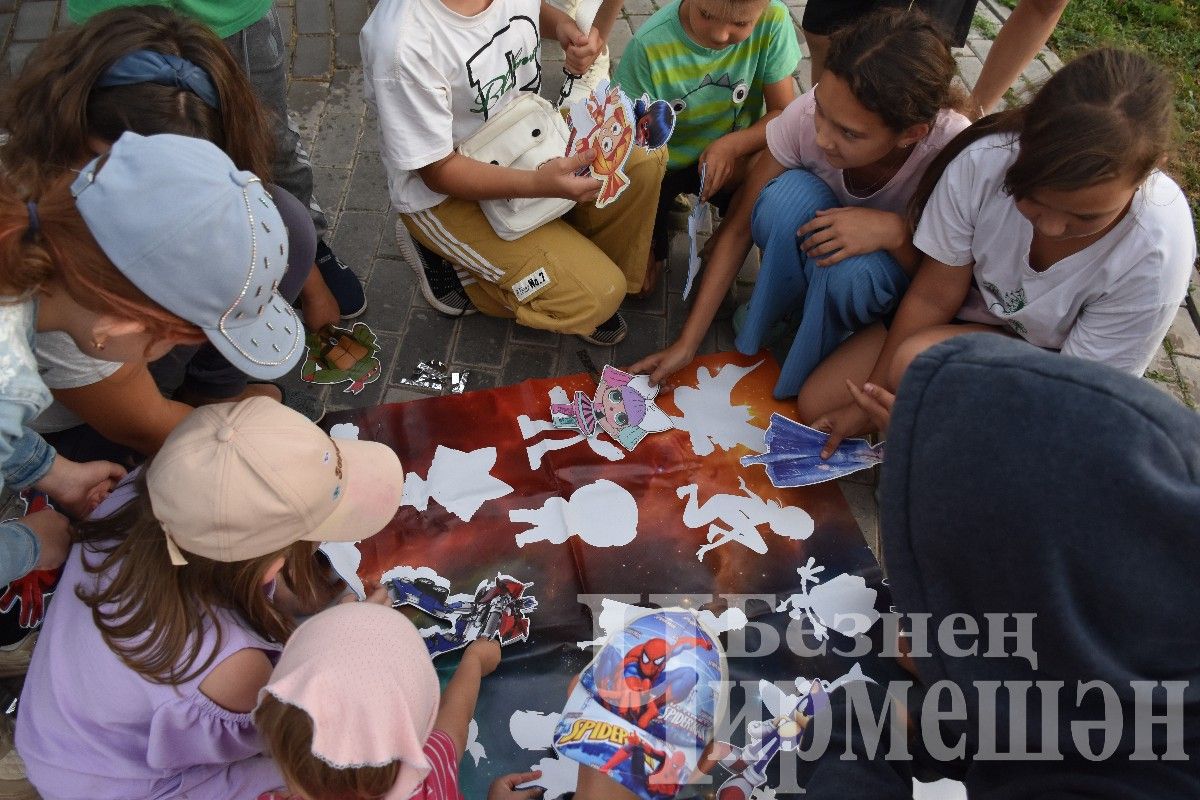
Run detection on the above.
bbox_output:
[612,0,801,279]
[255,602,538,800]
[362,0,668,347]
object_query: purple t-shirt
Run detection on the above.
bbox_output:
[16,474,286,800]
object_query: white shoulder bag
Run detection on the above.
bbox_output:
[456,92,575,241]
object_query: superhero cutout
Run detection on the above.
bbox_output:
[551,364,673,452]
[387,572,538,659]
[633,95,675,151]
[554,608,728,800]
[301,322,382,395]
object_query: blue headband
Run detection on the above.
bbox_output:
[96,50,220,109]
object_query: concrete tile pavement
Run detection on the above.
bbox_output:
[2,0,1198,554]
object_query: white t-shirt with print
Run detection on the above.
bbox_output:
[361,0,543,214]
[913,132,1196,376]
[765,87,970,215]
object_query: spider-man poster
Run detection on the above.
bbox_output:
[322,352,886,798]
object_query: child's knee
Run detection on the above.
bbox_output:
[518,260,624,334]
[625,145,669,190]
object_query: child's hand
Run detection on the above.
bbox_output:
[797,208,906,266]
[35,455,125,519]
[564,27,605,75]
[698,135,741,200]
[464,638,502,676]
[845,379,894,435]
[537,150,602,202]
[629,339,697,388]
[26,509,71,572]
[809,401,872,459]
[488,770,545,800]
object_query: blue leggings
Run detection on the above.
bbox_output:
[734,169,910,399]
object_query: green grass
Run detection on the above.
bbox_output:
[1048,0,1200,238]
[971,13,999,38]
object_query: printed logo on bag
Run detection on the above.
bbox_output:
[513,267,552,303]
[467,16,542,119]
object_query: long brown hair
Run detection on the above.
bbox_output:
[0,172,201,342]
[256,694,400,800]
[74,474,322,685]
[0,5,273,195]
[908,48,1175,227]
[824,7,967,134]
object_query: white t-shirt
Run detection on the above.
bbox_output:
[30,331,121,433]
[361,0,543,214]
[913,133,1196,376]
[765,87,970,215]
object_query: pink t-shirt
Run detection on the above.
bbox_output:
[765,87,970,215]
[388,730,463,800]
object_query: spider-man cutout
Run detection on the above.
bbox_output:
[601,731,690,798]
[0,491,62,632]
[593,635,713,731]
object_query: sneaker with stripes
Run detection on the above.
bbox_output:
[394,220,476,317]
[578,312,628,346]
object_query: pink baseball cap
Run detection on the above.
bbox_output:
[146,397,403,565]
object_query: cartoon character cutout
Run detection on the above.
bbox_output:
[567,80,637,208]
[592,633,714,732]
[301,322,382,395]
[551,364,673,451]
[388,572,538,659]
[633,94,675,150]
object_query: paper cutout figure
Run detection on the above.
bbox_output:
[555,609,726,800]
[566,80,636,208]
[318,541,365,600]
[397,359,469,395]
[466,719,488,766]
[740,413,884,487]
[401,445,513,522]
[552,365,673,451]
[578,598,747,650]
[510,479,639,548]
[388,570,538,658]
[329,422,360,440]
[0,491,61,633]
[519,386,626,470]
[510,710,564,751]
[633,95,676,150]
[715,666,873,800]
[301,322,382,395]
[776,557,880,640]
[683,163,712,301]
[677,478,814,561]
[525,753,580,798]
[670,360,767,457]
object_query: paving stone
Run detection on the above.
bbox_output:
[955,54,983,89]
[345,151,391,211]
[327,68,366,115]
[312,112,361,168]
[1176,355,1200,409]
[1021,56,1052,89]
[452,314,511,368]
[1144,346,1181,387]
[1166,306,1200,358]
[292,34,332,78]
[502,344,558,384]
[333,0,369,32]
[622,275,667,315]
[359,114,381,153]
[967,36,993,64]
[0,14,13,43]
[463,370,500,391]
[296,0,331,34]
[612,311,667,367]
[13,0,54,41]
[396,307,460,375]
[558,334,612,377]
[336,33,361,67]
[277,5,295,44]
[325,332,399,410]
[4,41,35,79]
[1040,49,1063,72]
[329,209,386,279]
[794,58,811,91]
[385,386,437,404]
[607,19,633,60]
[362,257,415,333]
[509,322,560,347]
[541,59,567,102]
[623,0,656,15]
[286,81,329,146]
[0,1,16,14]
[309,165,350,226]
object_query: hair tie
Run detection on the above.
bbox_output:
[96,50,220,109]
[25,200,40,240]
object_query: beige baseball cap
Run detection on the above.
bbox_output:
[147,397,403,565]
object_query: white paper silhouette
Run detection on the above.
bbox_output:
[677,478,814,561]
[518,387,625,471]
[510,480,638,548]
[466,719,487,766]
[576,597,746,649]
[697,607,749,635]
[671,360,767,456]
[523,754,579,798]
[401,445,513,521]
[329,422,360,440]
[777,557,880,640]
[509,710,564,751]
[318,541,364,600]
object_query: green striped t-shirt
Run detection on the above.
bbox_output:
[69,0,273,39]
[612,0,800,170]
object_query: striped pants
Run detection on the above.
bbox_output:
[402,147,666,335]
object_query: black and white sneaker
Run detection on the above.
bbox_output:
[315,239,367,319]
[579,312,628,346]
[394,220,476,317]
